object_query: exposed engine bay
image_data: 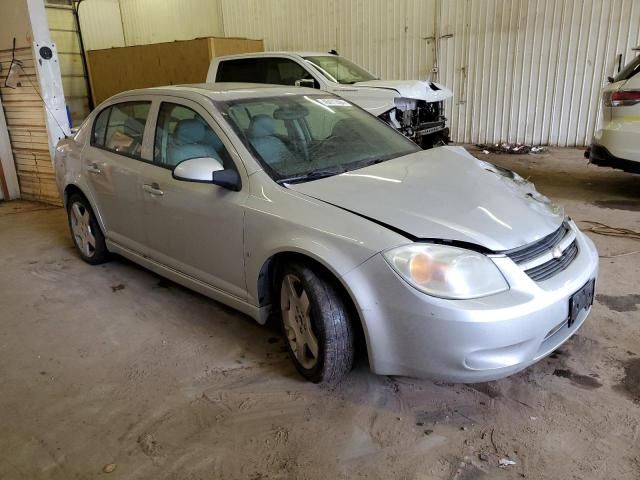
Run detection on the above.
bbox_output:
[381,96,449,149]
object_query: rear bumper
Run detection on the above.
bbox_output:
[592,117,640,163]
[589,144,640,173]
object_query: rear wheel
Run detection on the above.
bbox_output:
[278,261,354,384]
[67,193,109,265]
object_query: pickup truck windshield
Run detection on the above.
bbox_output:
[304,56,376,84]
[219,95,420,183]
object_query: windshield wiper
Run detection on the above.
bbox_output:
[363,157,387,167]
[278,167,348,185]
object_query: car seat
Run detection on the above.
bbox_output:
[167,119,220,167]
[247,114,293,167]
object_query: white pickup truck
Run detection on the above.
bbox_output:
[206,51,453,148]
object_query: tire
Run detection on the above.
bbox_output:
[277,261,354,384]
[67,193,109,265]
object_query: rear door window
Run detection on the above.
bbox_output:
[216,57,312,86]
[216,58,261,82]
[92,101,151,158]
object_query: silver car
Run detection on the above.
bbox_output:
[54,83,599,384]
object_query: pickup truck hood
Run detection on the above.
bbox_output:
[287,146,563,251]
[352,79,453,103]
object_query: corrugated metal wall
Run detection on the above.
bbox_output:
[78,0,223,51]
[222,0,640,146]
[221,0,439,86]
[438,0,640,146]
[77,0,125,51]
[118,0,224,46]
[76,0,640,146]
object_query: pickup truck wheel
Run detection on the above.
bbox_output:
[278,262,354,384]
[67,193,109,265]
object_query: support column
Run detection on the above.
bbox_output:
[26,0,71,160]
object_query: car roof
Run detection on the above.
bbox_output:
[109,82,323,102]
[214,51,337,61]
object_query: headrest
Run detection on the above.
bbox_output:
[248,114,275,138]
[175,119,206,144]
[273,105,308,120]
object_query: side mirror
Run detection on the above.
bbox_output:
[294,78,316,88]
[173,156,224,182]
[212,169,241,191]
[173,157,241,191]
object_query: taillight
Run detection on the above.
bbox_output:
[604,90,640,107]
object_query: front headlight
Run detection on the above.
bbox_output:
[383,244,509,299]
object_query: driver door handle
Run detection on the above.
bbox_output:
[143,182,164,196]
[87,163,102,174]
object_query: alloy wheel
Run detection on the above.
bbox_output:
[70,202,96,258]
[280,273,319,369]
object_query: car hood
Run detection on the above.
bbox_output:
[352,79,453,103]
[287,146,564,251]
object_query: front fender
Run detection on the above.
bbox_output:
[243,173,406,308]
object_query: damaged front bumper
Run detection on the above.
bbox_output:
[381,99,450,147]
[342,226,599,383]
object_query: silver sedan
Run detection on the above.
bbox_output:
[54,83,599,384]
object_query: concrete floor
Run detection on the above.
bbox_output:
[1,147,639,479]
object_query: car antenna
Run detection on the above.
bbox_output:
[328,49,339,55]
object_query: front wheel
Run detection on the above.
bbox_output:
[278,262,354,384]
[67,193,109,265]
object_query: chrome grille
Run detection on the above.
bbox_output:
[524,240,579,281]
[503,221,579,281]
[506,223,568,264]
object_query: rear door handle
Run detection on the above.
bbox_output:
[87,163,102,174]
[143,183,164,196]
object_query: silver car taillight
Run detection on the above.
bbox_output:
[604,90,640,107]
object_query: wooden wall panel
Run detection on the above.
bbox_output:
[0,46,62,206]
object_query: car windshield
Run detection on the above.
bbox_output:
[219,95,420,183]
[613,54,640,82]
[304,56,376,84]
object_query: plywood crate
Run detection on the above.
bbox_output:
[86,36,263,105]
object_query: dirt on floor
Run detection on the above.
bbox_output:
[0,147,639,480]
